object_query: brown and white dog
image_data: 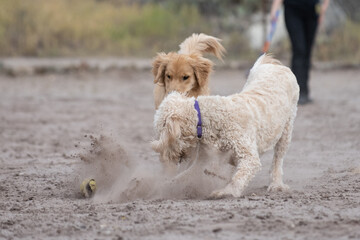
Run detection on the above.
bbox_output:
[152,33,225,109]
[152,55,299,198]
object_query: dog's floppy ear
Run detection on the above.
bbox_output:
[151,115,181,154]
[190,54,213,88]
[152,52,169,85]
[164,116,181,143]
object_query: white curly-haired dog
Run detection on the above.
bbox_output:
[151,54,299,198]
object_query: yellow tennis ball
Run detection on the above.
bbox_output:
[80,178,96,198]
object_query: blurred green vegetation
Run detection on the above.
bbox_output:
[0,0,210,57]
[315,20,360,63]
[0,0,359,63]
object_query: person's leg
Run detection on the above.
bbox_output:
[303,5,320,99]
[284,4,309,99]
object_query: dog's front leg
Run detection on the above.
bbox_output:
[170,144,203,185]
[210,146,261,199]
[160,157,178,177]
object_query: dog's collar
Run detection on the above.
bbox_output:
[194,99,202,138]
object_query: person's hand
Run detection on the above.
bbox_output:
[318,0,330,27]
[270,0,283,23]
[271,9,280,24]
[318,8,325,26]
[318,13,325,27]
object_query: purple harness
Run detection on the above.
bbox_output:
[194,100,202,138]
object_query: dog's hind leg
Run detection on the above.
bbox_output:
[267,118,293,192]
[210,143,261,198]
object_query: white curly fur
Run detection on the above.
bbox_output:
[152,54,299,198]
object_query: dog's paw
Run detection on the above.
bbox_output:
[267,182,290,192]
[208,189,233,200]
[209,184,243,199]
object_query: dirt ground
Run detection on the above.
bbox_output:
[0,65,359,240]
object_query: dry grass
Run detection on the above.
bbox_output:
[0,0,359,63]
[315,20,360,63]
[0,0,207,57]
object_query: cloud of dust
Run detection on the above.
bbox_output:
[74,134,235,203]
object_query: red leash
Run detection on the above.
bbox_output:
[262,9,280,53]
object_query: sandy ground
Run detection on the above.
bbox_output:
[0,65,359,240]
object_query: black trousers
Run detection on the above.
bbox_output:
[284,3,319,97]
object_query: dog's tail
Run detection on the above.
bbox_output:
[245,54,283,84]
[250,54,283,72]
[178,33,225,61]
[253,54,282,68]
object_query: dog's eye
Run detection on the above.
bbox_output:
[167,75,171,79]
[183,76,189,81]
